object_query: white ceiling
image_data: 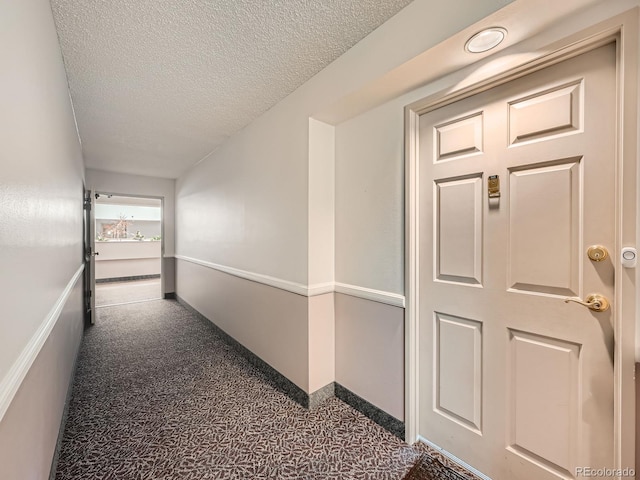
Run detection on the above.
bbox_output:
[51,0,414,179]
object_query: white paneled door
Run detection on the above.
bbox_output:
[418,43,616,480]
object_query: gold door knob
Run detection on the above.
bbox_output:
[587,245,609,262]
[564,294,610,312]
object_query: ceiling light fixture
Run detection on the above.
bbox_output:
[465,27,507,53]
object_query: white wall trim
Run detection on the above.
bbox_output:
[0,264,84,422]
[175,254,311,296]
[175,254,405,306]
[334,282,405,308]
[307,282,335,296]
[417,436,491,480]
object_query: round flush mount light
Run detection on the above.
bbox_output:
[465,27,507,53]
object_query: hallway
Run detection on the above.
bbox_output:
[55,299,422,479]
[3,2,639,479]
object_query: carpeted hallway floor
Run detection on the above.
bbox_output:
[54,298,474,479]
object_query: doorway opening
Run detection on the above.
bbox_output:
[93,193,163,308]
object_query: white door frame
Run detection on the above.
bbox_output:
[92,191,166,300]
[404,9,639,472]
[83,187,96,324]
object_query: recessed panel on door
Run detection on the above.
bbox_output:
[507,329,581,478]
[435,176,482,285]
[508,159,581,296]
[434,112,483,161]
[509,81,582,145]
[435,313,482,432]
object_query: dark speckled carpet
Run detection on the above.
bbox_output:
[54,298,473,480]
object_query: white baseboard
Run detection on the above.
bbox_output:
[0,264,84,422]
[417,435,492,480]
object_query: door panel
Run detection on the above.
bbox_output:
[508,160,581,296]
[508,80,582,145]
[418,43,616,480]
[507,329,581,477]
[435,312,483,432]
[435,112,484,160]
[435,176,483,284]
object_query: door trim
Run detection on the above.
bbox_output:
[404,10,639,473]
[92,191,166,301]
[83,186,93,324]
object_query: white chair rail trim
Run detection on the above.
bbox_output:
[0,264,84,422]
[334,283,405,308]
[175,254,310,295]
[174,254,405,307]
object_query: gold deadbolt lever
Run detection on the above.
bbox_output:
[587,245,609,262]
[564,294,610,312]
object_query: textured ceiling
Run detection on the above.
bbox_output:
[51,0,413,179]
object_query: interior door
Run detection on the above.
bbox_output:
[418,43,616,480]
[83,189,96,324]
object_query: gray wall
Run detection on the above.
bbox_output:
[174,0,515,415]
[0,0,85,477]
[0,283,83,480]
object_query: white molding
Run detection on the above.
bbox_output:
[175,255,405,306]
[404,8,638,473]
[404,104,420,444]
[307,282,335,297]
[0,264,84,422]
[334,282,405,308]
[417,436,492,480]
[175,254,312,296]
